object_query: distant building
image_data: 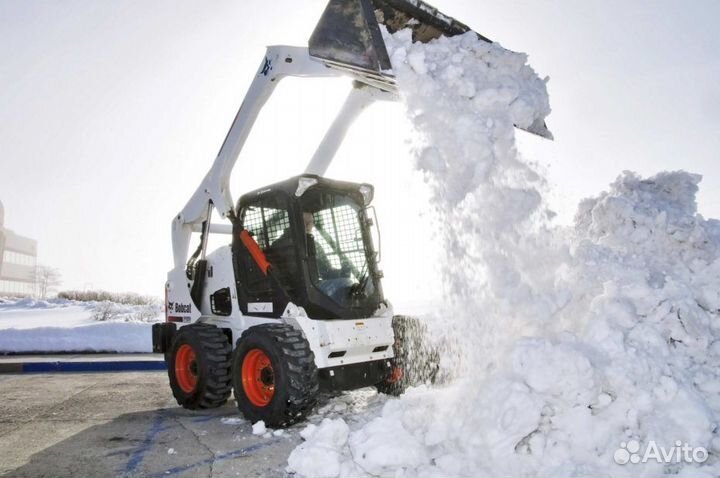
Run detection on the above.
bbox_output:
[0,200,37,296]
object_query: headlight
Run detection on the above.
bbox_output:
[358,184,374,205]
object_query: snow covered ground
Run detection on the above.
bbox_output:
[0,298,161,353]
[285,28,720,478]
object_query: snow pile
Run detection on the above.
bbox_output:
[287,29,720,477]
[90,300,161,323]
[0,297,162,353]
[289,418,351,477]
[0,297,74,310]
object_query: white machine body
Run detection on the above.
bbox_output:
[166,45,397,371]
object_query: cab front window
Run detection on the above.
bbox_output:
[300,189,378,308]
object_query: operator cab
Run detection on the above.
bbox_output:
[232,175,383,320]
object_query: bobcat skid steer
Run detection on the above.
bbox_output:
[152,0,551,427]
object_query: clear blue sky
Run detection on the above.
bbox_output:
[1,0,718,299]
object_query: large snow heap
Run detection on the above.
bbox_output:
[287,29,720,477]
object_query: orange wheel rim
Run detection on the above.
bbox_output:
[175,344,198,393]
[387,366,403,384]
[242,348,275,407]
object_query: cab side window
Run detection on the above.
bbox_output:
[243,203,290,250]
[238,195,298,300]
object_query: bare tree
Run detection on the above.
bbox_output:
[35,265,62,299]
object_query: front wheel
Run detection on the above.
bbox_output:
[167,323,232,409]
[232,324,318,428]
[376,316,440,396]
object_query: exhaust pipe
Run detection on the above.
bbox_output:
[309,0,552,139]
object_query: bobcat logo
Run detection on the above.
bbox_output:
[261,57,272,76]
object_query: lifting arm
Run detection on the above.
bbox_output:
[305,84,395,176]
[171,46,395,269]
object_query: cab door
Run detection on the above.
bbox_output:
[233,192,299,318]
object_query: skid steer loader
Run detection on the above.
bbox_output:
[152,0,551,427]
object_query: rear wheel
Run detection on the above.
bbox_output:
[376,316,440,396]
[167,323,232,409]
[232,324,318,428]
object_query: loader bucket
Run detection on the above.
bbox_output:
[309,0,485,75]
[309,0,553,139]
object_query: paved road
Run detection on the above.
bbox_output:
[0,372,302,477]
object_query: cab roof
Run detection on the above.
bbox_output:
[235,174,374,212]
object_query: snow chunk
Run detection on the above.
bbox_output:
[251,421,266,435]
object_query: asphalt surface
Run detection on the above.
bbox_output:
[0,372,302,477]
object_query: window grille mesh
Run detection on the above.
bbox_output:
[313,205,367,279]
[242,207,290,249]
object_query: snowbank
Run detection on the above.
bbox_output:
[0,323,153,353]
[287,29,720,477]
[0,297,161,353]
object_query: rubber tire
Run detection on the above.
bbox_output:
[167,323,232,409]
[376,315,440,396]
[232,324,318,428]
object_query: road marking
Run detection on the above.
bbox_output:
[145,439,280,478]
[124,411,171,475]
[190,415,222,423]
